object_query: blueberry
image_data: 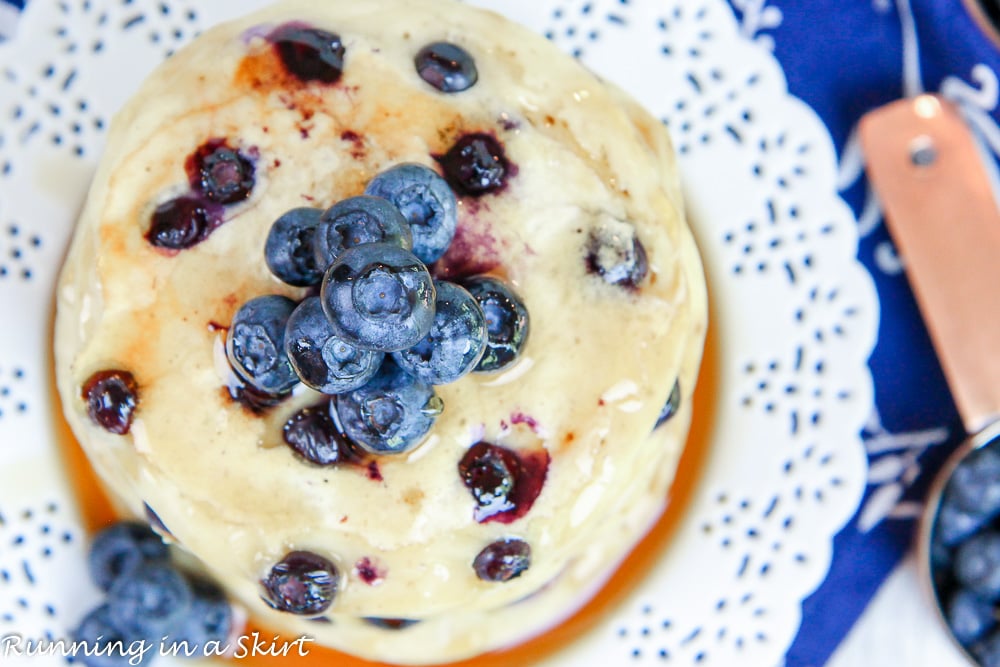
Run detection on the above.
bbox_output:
[268,23,346,84]
[146,195,222,251]
[364,163,458,264]
[948,588,996,646]
[458,441,517,519]
[333,358,441,455]
[144,503,172,539]
[392,281,487,385]
[946,445,1000,517]
[261,551,339,615]
[437,133,509,196]
[956,532,1000,599]
[285,297,384,394]
[414,41,478,93]
[226,295,299,395]
[189,140,255,205]
[464,276,529,372]
[586,220,648,289]
[283,403,361,466]
[265,208,325,286]
[74,604,152,667]
[977,629,1000,667]
[313,196,413,269]
[654,380,681,429]
[171,575,233,651]
[473,538,531,582]
[936,500,992,547]
[108,562,193,639]
[88,521,169,592]
[362,617,420,630]
[82,370,139,436]
[321,243,436,352]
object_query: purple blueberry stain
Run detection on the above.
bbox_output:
[458,442,549,524]
[353,557,385,585]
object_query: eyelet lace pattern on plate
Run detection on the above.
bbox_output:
[0,1,877,665]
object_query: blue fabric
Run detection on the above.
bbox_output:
[723,0,1000,665]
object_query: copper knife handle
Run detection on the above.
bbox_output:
[860,95,1000,434]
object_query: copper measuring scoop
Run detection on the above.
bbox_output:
[861,95,1000,663]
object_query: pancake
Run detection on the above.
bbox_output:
[53,0,708,662]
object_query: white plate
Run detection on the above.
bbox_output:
[0,1,878,665]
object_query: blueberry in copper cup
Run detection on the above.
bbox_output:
[920,422,1000,665]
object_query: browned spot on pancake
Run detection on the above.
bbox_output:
[235,47,298,95]
[222,293,239,311]
[98,220,129,258]
[564,432,575,444]
[402,487,424,507]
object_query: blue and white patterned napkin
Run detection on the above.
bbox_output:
[728,0,1000,664]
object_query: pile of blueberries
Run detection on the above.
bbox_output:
[931,439,1000,666]
[227,162,528,455]
[74,521,233,667]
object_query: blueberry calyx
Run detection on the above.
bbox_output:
[314,196,414,269]
[392,281,487,385]
[321,243,436,352]
[334,358,439,455]
[265,208,325,287]
[285,296,384,394]
[226,295,299,395]
[364,163,458,264]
